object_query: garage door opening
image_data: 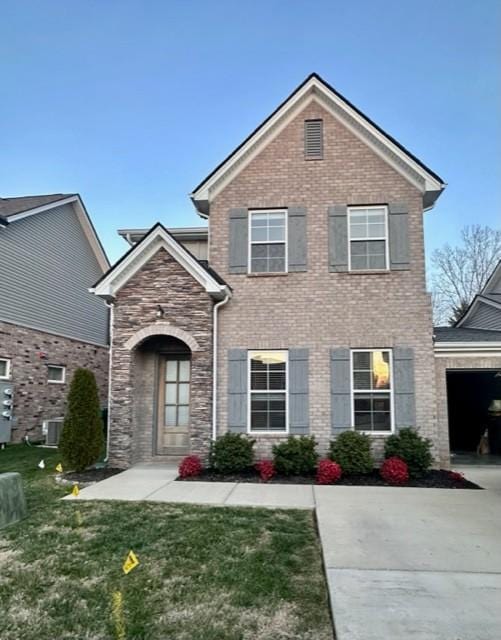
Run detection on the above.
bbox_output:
[447,370,501,457]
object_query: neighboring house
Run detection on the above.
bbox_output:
[0,194,110,444]
[434,260,501,458]
[93,72,450,468]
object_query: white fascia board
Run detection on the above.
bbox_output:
[191,76,444,204]
[434,342,501,356]
[7,195,110,272]
[92,226,228,300]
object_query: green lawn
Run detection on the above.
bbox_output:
[0,445,333,640]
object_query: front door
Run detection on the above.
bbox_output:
[157,356,190,455]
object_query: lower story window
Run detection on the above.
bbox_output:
[0,358,11,380]
[352,350,392,432]
[47,365,66,384]
[249,350,287,432]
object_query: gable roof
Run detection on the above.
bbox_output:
[191,73,446,216]
[0,193,109,271]
[456,259,501,328]
[91,222,230,301]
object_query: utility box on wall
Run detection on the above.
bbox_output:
[0,382,14,445]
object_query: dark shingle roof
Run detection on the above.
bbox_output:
[0,194,75,217]
[434,327,501,343]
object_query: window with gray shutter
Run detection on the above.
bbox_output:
[289,349,309,434]
[331,348,351,434]
[287,207,307,272]
[249,350,287,432]
[227,349,247,432]
[328,205,349,272]
[388,203,410,270]
[393,347,416,431]
[304,119,323,159]
[228,209,248,273]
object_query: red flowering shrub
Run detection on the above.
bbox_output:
[448,470,464,482]
[256,460,275,482]
[380,457,409,485]
[178,455,203,479]
[316,459,342,485]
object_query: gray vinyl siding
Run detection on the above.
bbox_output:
[465,301,501,332]
[0,204,108,345]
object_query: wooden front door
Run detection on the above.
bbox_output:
[157,356,190,455]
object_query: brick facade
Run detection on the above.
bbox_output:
[0,319,108,442]
[109,248,213,468]
[209,100,441,460]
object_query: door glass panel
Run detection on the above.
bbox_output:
[178,383,190,404]
[165,405,177,425]
[165,383,177,404]
[177,405,189,426]
[166,360,177,381]
[179,360,190,382]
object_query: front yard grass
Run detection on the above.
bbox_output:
[0,445,333,640]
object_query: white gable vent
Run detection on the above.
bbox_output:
[304,119,323,159]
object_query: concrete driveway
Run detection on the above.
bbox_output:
[316,467,501,640]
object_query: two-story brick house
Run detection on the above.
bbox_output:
[0,194,110,445]
[93,73,448,468]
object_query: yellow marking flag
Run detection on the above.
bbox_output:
[55,463,63,473]
[72,484,80,497]
[122,550,139,575]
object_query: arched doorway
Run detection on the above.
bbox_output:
[132,334,193,458]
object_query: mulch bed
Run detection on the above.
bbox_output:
[61,468,123,484]
[179,468,482,489]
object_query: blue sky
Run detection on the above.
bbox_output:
[0,0,499,264]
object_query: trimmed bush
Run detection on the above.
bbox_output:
[211,433,255,474]
[178,455,203,479]
[384,428,433,477]
[272,436,318,476]
[58,368,104,472]
[316,459,342,485]
[380,457,408,485]
[255,460,275,482]
[329,431,374,475]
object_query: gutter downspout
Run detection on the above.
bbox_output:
[103,300,114,462]
[212,292,231,441]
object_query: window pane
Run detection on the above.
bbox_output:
[268,258,286,272]
[354,412,372,431]
[251,226,268,242]
[166,360,177,381]
[368,240,386,256]
[165,405,177,425]
[165,383,177,404]
[367,222,385,238]
[369,254,386,269]
[250,352,286,391]
[373,411,391,431]
[178,405,189,427]
[178,360,190,382]
[269,243,285,257]
[353,371,371,390]
[48,366,64,382]
[350,223,367,239]
[268,225,285,242]
[373,351,390,389]
[0,360,7,377]
[353,352,370,369]
[178,383,190,404]
[251,214,269,227]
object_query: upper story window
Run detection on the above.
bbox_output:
[249,350,288,433]
[249,210,287,273]
[304,119,323,159]
[47,365,66,384]
[351,350,393,433]
[348,206,389,271]
[0,358,11,380]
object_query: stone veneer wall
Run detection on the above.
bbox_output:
[209,99,440,461]
[435,353,501,466]
[109,247,213,468]
[0,319,108,442]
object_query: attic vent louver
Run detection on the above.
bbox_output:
[304,119,323,159]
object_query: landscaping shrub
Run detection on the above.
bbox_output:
[58,368,104,472]
[316,459,342,485]
[329,431,374,475]
[211,433,255,474]
[272,436,318,476]
[178,455,203,479]
[384,428,433,477]
[380,457,409,485]
[255,460,275,482]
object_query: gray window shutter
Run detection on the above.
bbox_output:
[388,202,410,270]
[331,348,351,435]
[393,347,416,431]
[328,205,348,272]
[289,348,309,434]
[227,349,247,432]
[228,208,248,273]
[288,207,307,272]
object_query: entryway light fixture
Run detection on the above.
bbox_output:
[156,305,165,319]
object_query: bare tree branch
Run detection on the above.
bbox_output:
[431,225,501,325]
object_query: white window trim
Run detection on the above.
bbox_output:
[47,365,66,384]
[248,209,288,274]
[347,205,390,272]
[0,358,11,380]
[350,349,395,435]
[247,349,289,435]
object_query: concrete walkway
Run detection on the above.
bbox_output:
[64,464,501,639]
